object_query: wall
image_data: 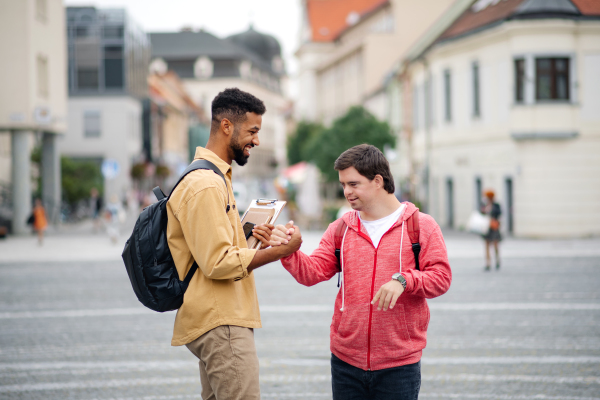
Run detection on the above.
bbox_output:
[61,96,142,202]
[408,19,600,237]
[0,0,67,133]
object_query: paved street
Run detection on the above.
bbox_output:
[0,226,599,400]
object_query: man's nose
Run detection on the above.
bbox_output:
[252,136,260,147]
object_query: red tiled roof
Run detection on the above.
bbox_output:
[572,0,600,15]
[306,0,387,42]
[439,0,526,41]
[439,0,600,42]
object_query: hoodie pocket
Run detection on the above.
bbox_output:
[334,304,369,342]
[388,304,413,357]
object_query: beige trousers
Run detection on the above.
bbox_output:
[186,325,260,400]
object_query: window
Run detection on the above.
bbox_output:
[515,59,525,102]
[103,26,124,39]
[77,68,99,89]
[444,69,452,122]
[75,26,88,37]
[84,111,101,137]
[472,62,480,117]
[36,0,47,22]
[104,46,124,88]
[536,57,569,100]
[37,55,48,98]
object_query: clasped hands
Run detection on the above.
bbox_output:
[251,220,302,256]
[253,221,403,310]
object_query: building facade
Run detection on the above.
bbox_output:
[394,0,600,237]
[295,0,457,125]
[61,7,150,204]
[149,27,290,201]
[0,0,67,233]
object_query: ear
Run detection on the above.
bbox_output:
[374,174,384,189]
[220,118,233,136]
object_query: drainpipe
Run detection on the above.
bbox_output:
[423,57,432,214]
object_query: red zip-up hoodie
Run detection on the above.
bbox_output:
[281,202,451,371]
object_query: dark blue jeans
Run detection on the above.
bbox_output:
[331,354,421,400]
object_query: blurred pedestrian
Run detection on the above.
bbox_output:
[32,198,48,246]
[89,187,103,233]
[104,194,123,244]
[482,189,502,271]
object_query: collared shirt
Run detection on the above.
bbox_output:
[167,147,260,346]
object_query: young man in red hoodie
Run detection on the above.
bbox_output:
[271,144,452,400]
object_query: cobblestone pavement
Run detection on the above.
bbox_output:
[0,228,599,399]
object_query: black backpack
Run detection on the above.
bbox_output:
[122,160,229,312]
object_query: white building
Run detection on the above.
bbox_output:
[61,7,149,204]
[393,0,600,238]
[295,0,457,125]
[0,0,67,233]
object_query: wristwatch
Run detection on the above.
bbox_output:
[392,273,407,290]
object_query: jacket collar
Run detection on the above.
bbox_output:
[342,202,419,233]
[193,146,232,177]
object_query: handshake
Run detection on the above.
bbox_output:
[252,221,303,258]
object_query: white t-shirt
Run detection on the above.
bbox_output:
[359,204,406,248]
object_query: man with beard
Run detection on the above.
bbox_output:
[166,88,302,400]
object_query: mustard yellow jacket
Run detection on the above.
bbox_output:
[167,147,260,346]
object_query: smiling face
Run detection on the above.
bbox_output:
[229,112,262,166]
[338,166,381,211]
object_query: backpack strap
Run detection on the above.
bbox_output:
[157,159,230,212]
[333,219,347,287]
[406,210,421,271]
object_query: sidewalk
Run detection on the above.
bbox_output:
[1,220,599,264]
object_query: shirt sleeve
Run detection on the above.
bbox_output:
[402,216,452,299]
[281,224,339,286]
[175,185,257,280]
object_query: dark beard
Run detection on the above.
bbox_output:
[231,129,250,166]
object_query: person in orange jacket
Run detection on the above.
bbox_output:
[32,198,48,245]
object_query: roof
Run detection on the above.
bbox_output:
[149,30,276,74]
[306,0,388,42]
[438,0,599,42]
[571,0,600,15]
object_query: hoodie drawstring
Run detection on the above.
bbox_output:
[399,220,405,273]
[340,224,349,312]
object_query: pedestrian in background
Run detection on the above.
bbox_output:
[32,198,48,246]
[104,195,123,244]
[482,189,502,271]
[89,187,103,233]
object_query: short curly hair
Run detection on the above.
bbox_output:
[211,88,266,133]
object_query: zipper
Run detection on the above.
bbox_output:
[365,216,405,371]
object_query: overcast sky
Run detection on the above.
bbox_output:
[64,0,303,78]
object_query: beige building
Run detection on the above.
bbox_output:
[147,71,207,188]
[0,0,67,233]
[392,0,600,238]
[296,0,457,125]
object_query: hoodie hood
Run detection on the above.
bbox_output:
[341,201,419,232]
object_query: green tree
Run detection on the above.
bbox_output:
[287,121,325,166]
[61,157,103,205]
[307,106,396,182]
